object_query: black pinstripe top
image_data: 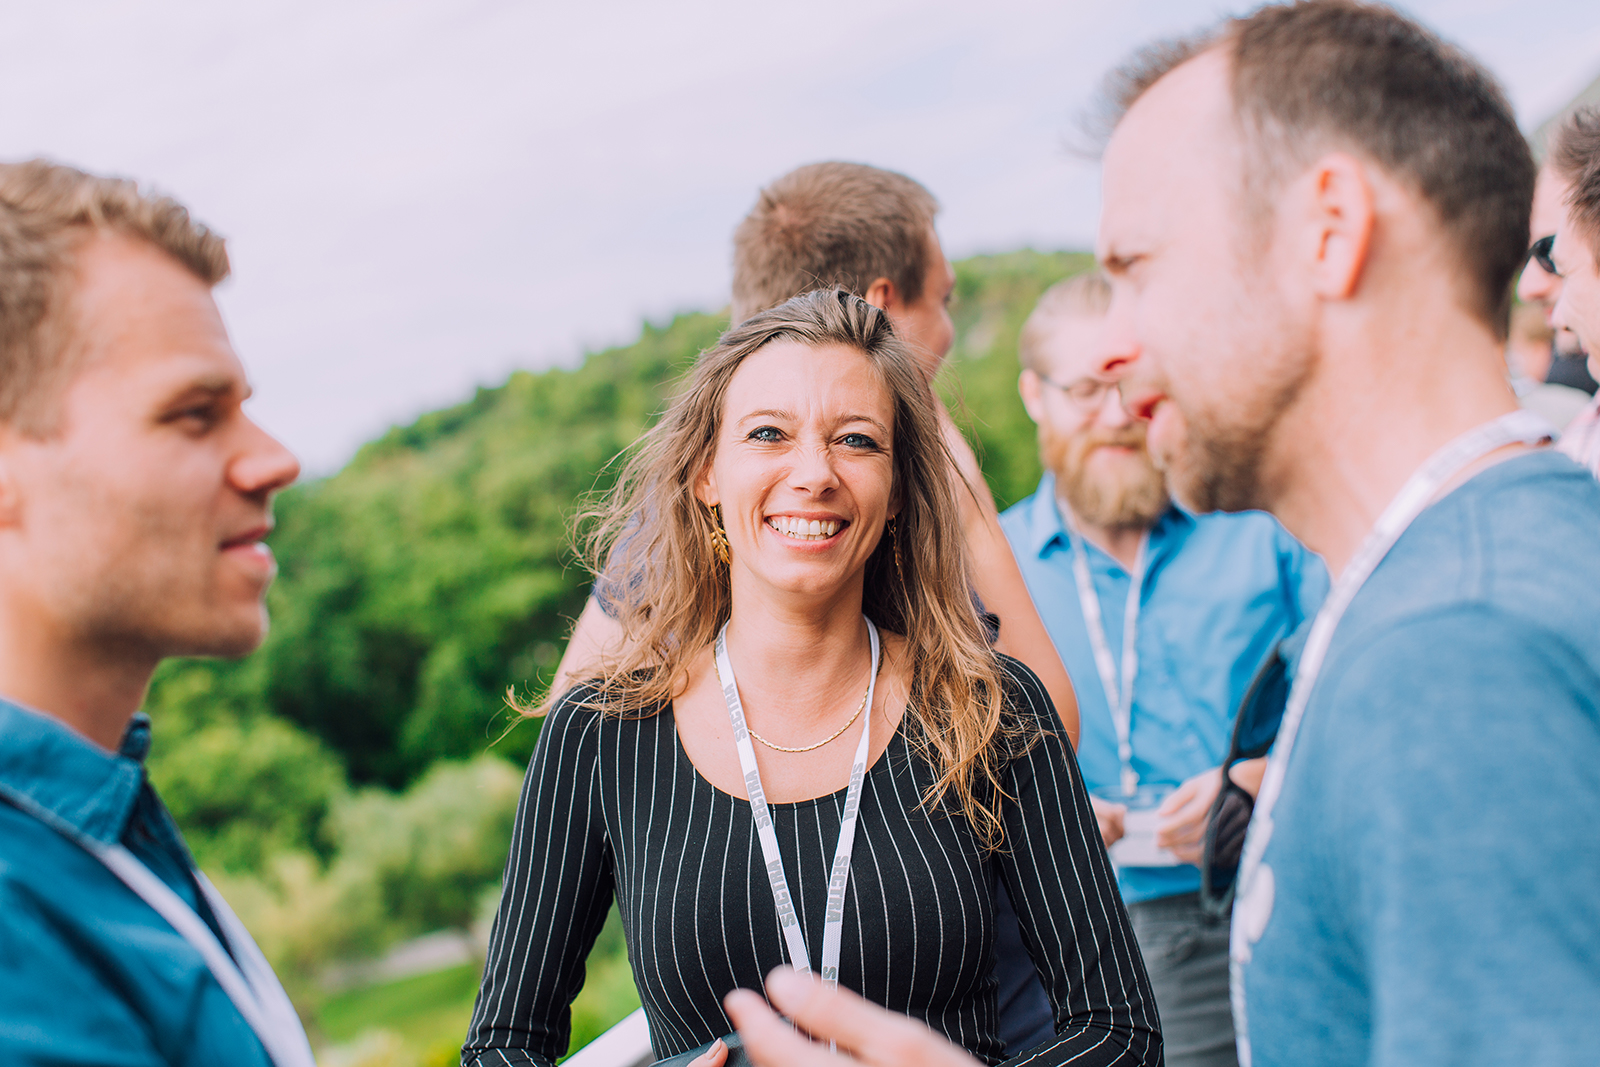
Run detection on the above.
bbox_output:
[462,657,1160,1067]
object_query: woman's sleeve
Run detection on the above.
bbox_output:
[992,659,1163,1067]
[461,693,616,1067]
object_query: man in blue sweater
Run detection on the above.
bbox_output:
[0,161,309,1064]
[1092,4,1600,1064]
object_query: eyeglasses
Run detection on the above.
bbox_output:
[1037,374,1119,412]
[1528,234,1558,276]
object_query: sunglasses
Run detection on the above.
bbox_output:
[1529,234,1557,276]
[1199,632,1299,918]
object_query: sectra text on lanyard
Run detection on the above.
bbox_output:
[1062,507,1150,798]
[715,616,880,989]
[1228,409,1553,1067]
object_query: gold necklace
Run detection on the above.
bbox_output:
[747,680,871,754]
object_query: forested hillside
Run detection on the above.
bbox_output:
[143,248,1092,1036]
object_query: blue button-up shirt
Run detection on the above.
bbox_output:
[1000,474,1327,903]
[0,699,273,1066]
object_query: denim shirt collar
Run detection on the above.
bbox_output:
[1021,471,1194,564]
[0,699,147,848]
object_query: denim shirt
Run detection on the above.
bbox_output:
[0,700,272,1067]
[1000,475,1328,904]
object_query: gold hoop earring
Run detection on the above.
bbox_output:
[888,517,904,587]
[709,505,731,565]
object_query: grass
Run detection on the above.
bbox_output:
[318,962,480,1061]
[314,907,642,1065]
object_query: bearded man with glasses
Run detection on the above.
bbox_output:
[992,273,1326,1067]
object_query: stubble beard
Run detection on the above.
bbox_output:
[1163,329,1315,515]
[1043,421,1170,530]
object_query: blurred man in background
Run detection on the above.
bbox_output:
[0,161,310,1065]
[1519,139,1598,396]
[1507,303,1590,429]
[998,273,1325,1067]
[1548,107,1600,476]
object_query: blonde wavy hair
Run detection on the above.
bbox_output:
[558,289,1026,848]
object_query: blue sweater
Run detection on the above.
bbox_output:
[1239,452,1600,1065]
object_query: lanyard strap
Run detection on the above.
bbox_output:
[1062,508,1150,796]
[1229,410,1553,1063]
[91,843,317,1067]
[714,617,879,989]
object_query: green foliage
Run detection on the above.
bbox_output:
[317,962,480,1053]
[207,754,523,1016]
[224,311,727,787]
[146,661,345,874]
[939,249,1096,509]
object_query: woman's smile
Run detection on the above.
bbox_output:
[764,514,847,542]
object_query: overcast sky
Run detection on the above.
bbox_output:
[3,0,1598,472]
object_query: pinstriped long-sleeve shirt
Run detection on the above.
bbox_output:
[462,657,1160,1067]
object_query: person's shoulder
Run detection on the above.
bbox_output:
[1380,451,1600,632]
[0,799,117,924]
[1186,507,1302,555]
[1320,601,1600,743]
[534,681,624,750]
[992,653,1066,733]
[997,479,1052,540]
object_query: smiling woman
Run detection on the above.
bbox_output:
[461,290,1160,1067]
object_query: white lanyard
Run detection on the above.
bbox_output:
[1229,410,1552,1065]
[714,617,879,989]
[1062,506,1150,797]
[91,842,317,1067]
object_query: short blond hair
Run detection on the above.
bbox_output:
[1017,272,1110,373]
[0,159,228,434]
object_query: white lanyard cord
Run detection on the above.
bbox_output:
[1063,509,1150,797]
[714,617,879,989]
[91,843,317,1067]
[1229,410,1554,1063]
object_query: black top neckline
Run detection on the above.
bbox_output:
[661,699,909,812]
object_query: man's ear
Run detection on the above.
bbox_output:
[862,276,900,314]
[1018,369,1046,426]
[0,432,23,528]
[1301,152,1375,301]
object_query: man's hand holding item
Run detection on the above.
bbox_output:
[726,968,981,1067]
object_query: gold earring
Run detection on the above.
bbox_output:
[710,505,731,565]
[888,517,904,586]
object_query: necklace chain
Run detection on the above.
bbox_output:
[747,679,871,753]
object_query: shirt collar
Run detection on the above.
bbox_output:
[0,700,147,848]
[1023,471,1193,561]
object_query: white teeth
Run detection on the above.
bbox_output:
[766,517,843,540]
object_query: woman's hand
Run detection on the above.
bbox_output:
[725,968,980,1067]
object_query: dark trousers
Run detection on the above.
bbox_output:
[1127,892,1237,1067]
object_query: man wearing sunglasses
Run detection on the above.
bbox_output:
[1519,156,1598,396]
[1547,107,1600,477]
[999,273,1325,1067]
